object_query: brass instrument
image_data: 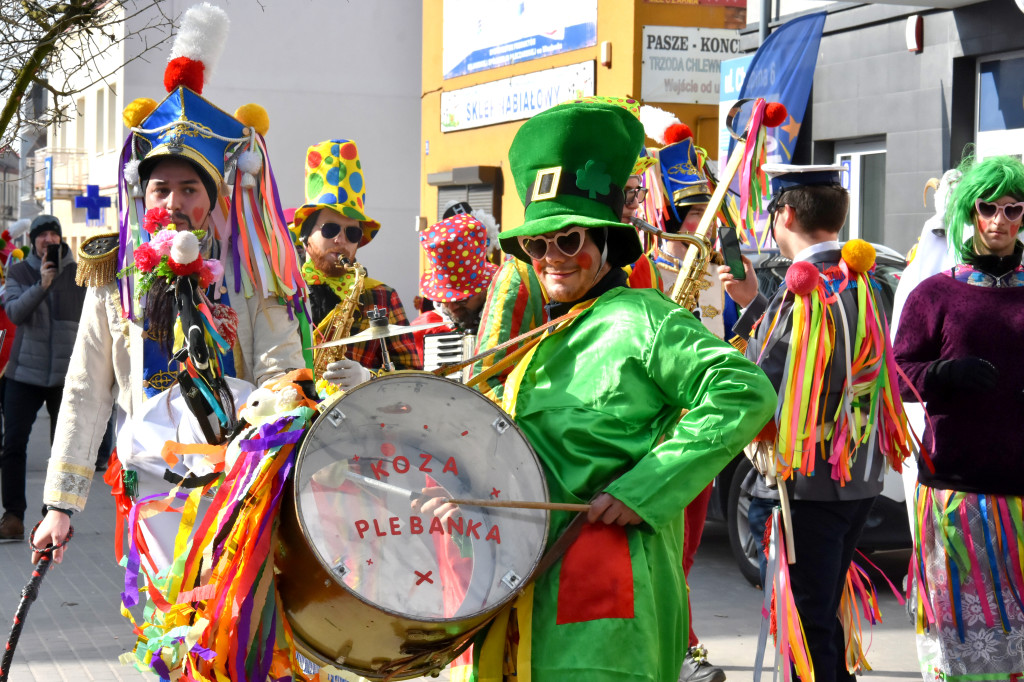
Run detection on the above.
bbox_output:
[650,97,765,313]
[632,216,712,311]
[312,257,366,380]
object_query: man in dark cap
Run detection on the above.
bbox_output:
[0,215,85,540]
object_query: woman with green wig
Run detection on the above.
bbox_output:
[894,154,1024,681]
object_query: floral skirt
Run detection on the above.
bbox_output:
[911,483,1024,680]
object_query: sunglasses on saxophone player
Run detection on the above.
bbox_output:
[318,222,364,243]
[975,199,1024,223]
[517,226,588,260]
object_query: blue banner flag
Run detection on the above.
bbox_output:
[736,11,826,163]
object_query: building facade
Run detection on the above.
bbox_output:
[32,0,423,302]
[742,0,1024,255]
[419,0,745,272]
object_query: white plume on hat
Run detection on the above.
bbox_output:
[442,200,501,255]
[472,209,501,256]
[169,2,230,86]
[639,105,681,146]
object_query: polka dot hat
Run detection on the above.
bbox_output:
[293,139,380,247]
[419,213,499,303]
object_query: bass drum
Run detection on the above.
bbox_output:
[276,373,549,680]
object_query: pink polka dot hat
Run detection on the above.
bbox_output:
[419,213,498,302]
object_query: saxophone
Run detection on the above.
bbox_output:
[632,216,713,311]
[312,257,367,380]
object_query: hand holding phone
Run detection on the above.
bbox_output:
[45,243,60,266]
[41,243,60,289]
[718,226,745,281]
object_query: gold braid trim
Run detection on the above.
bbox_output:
[76,232,120,287]
[45,460,95,511]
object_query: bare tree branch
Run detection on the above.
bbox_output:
[0,0,175,150]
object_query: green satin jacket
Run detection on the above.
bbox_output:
[507,285,776,681]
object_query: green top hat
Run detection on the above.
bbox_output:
[500,102,645,268]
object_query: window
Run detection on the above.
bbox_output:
[75,97,86,150]
[96,88,105,153]
[976,52,1024,159]
[835,139,886,244]
[436,184,497,221]
[107,86,117,152]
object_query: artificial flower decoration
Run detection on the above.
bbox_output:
[143,207,172,234]
[123,207,219,296]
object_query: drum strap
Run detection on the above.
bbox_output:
[534,511,590,578]
[433,307,585,387]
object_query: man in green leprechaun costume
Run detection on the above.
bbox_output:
[468,101,777,681]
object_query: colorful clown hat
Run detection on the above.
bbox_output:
[419,213,498,302]
[658,129,712,209]
[293,139,380,247]
[114,2,306,323]
[121,3,259,195]
[130,86,249,189]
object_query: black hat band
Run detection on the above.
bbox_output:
[523,166,624,220]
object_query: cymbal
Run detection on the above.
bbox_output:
[308,319,448,349]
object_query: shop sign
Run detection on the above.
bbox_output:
[440,61,595,133]
[641,25,742,105]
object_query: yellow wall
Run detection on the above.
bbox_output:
[420,0,742,247]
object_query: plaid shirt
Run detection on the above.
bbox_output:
[309,281,422,371]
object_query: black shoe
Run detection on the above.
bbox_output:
[679,645,726,682]
[0,512,24,542]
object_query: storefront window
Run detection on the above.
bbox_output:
[976,53,1024,160]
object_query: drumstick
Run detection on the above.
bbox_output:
[445,498,591,512]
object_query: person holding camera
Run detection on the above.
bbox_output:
[0,215,85,541]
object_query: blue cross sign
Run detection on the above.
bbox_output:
[75,184,112,222]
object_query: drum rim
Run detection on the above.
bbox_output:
[293,371,551,623]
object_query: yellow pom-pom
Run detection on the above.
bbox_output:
[841,238,876,274]
[123,98,158,128]
[234,103,270,136]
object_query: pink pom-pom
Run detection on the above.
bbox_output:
[764,102,788,127]
[150,229,176,257]
[664,122,693,145]
[198,262,214,289]
[164,56,205,93]
[785,261,820,296]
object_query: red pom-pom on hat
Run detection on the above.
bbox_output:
[764,102,788,127]
[664,122,693,145]
[164,56,205,94]
[785,260,820,296]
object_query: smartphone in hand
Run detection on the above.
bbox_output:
[718,226,745,281]
[45,243,60,269]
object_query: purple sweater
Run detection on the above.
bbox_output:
[894,273,1024,495]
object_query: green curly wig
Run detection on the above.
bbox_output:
[946,155,1024,262]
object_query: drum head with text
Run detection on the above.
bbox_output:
[294,373,549,622]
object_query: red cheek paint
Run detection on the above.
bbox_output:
[191,207,206,225]
[532,260,543,275]
[575,251,593,269]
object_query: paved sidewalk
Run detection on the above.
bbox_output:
[0,407,919,681]
[0,411,147,682]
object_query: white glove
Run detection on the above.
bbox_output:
[323,358,372,389]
